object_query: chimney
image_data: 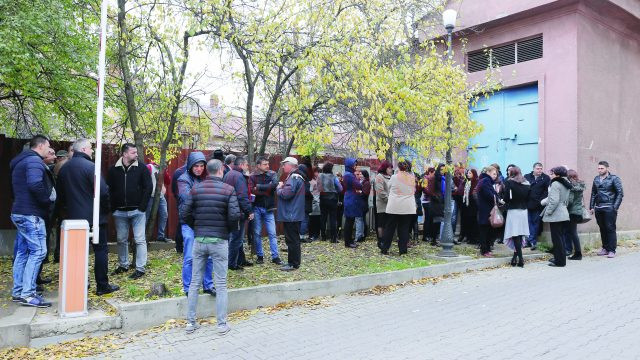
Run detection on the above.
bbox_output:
[210,94,219,108]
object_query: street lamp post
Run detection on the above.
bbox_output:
[438,9,458,257]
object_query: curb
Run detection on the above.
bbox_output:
[0,306,35,348]
[110,253,548,332]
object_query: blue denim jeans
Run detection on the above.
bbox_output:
[113,209,147,272]
[355,217,365,239]
[146,195,168,239]
[11,214,47,298]
[228,219,246,268]
[527,209,542,246]
[253,207,279,259]
[187,240,228,327]
[181,224,213,293]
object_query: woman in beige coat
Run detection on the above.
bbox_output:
[380,161,416,255]
[374,161,393,247]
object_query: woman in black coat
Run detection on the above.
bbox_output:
[476,166,502,257]
[502,166,531,267]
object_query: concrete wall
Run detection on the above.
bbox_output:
[576,2,640,230]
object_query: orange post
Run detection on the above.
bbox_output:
[58,220,89,318]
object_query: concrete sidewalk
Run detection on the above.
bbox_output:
[1,249,548,348]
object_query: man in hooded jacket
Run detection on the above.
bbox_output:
[177,152,215,295]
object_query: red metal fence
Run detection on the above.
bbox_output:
[0,135,382,241]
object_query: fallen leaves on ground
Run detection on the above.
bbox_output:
[0,334,125,360]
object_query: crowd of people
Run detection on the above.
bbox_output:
[8,135,624,336]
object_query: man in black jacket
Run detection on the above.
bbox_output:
[590,161,624,257]
[181,159,240,335]
[107,143,152,279]
[58,139,119,295]
[524,162,550,250]
[223,156,254,270]
[248,156,281,265]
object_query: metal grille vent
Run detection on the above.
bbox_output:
[467,35,543,73]
[517,36,543,63]
[467,51,490,72]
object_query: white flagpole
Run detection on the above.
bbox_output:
[92,0,108,244]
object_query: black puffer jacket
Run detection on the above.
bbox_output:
[590,174,623,210]
[180,176,241,239]
[524,172,550,210]
[503,179,530,210]
[223,165,252,219]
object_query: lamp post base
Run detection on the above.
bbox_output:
[437,248,460,258]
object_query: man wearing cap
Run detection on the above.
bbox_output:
[276,157,306,271]
[52,145,73,263]
[53,146,74,178]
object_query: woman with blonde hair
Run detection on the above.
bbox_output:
[380,160,416,255]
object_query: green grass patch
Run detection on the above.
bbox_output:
[1,236,487,304]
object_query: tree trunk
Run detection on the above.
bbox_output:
[116,0,144,157]
[284,135,295,157]
[146,31,193,241]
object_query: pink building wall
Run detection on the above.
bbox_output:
[576,2,640,230]
[443,0,640,230]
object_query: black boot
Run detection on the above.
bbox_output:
[510,253,517,267]
[568,253,582,260]
[515,236,524,267]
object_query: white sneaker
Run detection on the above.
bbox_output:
[186,322,200,334]
[217,324,231,336]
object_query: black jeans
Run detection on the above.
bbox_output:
[94,225,111,290]
[343,217,356,246]
[565,215,582,255]
[478,224,492,255]
[175,204,184,253]
[283,222,301,268]
[595,208,617,253]
[320,196,338,241]
[550,221,568,267]
[381,214,413,254]
[376,212,389,241]
[309,215,321,239]
[460,202,478,243]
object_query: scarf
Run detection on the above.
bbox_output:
[463,180,471,206]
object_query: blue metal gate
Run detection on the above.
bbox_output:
[468,84,539,171]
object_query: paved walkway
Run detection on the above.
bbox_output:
[98,252,640,360]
